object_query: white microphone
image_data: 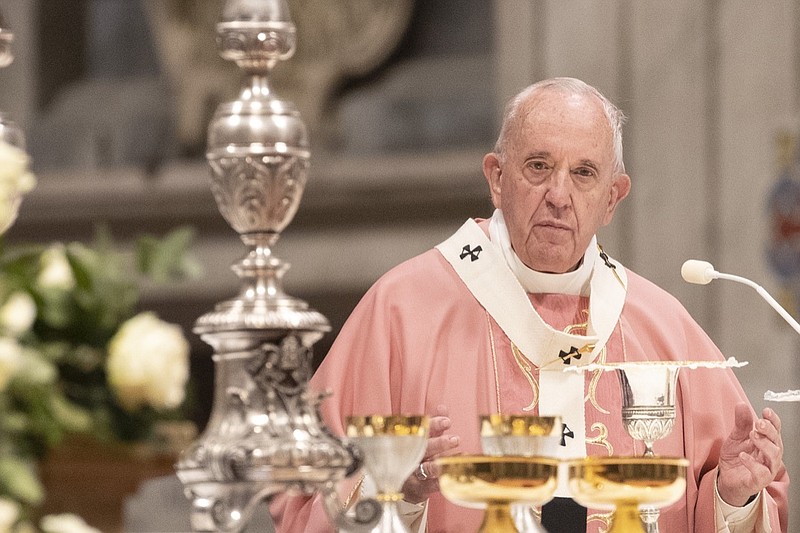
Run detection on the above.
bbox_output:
[681,259,800,337]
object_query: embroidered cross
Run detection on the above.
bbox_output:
[598,244,626,287]
[558,346,582,365]
[459,244,482,262]
[560,423,575,446]
[598,245,616,271]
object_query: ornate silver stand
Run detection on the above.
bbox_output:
[0,10,23,147]
[174,1,379,531]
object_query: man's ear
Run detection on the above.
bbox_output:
[483,153,502,208]
[603,173,631,225]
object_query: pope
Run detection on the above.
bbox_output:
[272,77,788,533]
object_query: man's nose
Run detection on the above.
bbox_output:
[543,167,571,208]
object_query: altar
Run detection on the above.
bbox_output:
[0,1,797,531]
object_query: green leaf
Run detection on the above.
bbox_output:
[49,394,93,433]
[135,226,200,282]
[0,457,44,505]
[14,349,57,385]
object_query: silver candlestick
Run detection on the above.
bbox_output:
[0,7,13,68]
[174,1,380,531]
[0,9,23,148]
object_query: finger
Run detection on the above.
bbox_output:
[749,430,782,474]
[415,460,435,482]
[761,407,782,434]
[738,450,775,488]
[403,465,439,504]
[429,415,452,438]
[729,403,756,441]
[753,417,780,446]
[753,411,784,458]
[425,449,465,479]
[425,433,460,461]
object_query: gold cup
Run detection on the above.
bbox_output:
[567,456,688,533]
[436,455,559,533]
[480,415,561,457]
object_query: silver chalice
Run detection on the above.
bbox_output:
[568,358,746,532]
[345,415,429,533]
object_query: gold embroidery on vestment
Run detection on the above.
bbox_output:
[486,311,503,414]
[586,422,613,455]
[586,343,609,414]
[588,511,613,533]
[562,315,610,414]
[511,343,539,411]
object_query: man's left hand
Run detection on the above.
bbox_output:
[717,402,784,507]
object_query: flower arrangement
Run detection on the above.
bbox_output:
[0,140,199,531]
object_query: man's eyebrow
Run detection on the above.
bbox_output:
[577,159,599,170]
[523,151,552,160]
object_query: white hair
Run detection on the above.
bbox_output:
[493,77,627,175]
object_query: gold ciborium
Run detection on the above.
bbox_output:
[345,415,429,533]
[436,456,559,533]
[568,456,688,533]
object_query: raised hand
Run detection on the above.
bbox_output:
[717,403,784,507]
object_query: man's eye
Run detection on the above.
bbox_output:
[574,168,595,178]
[529,161,548,171]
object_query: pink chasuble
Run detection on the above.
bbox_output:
[271,245,788,532]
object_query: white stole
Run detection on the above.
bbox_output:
[436,219,627,496]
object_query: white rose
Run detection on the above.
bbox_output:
[0,497,20,533]
[0,337,23,391]
[0,142,33,186]
[0,291,36,336]
[0,141,36,236]
[39,514,101,533]
[36,245,75,290]
[106,312,190,411]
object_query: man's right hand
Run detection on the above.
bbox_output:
[401,405,461,504]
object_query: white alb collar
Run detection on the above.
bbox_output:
[488,209,596,296]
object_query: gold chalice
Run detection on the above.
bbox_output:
[480,414,561,457]
[480,415,561,531]
[436,455,559,533]
[345,415,429,533]
[567,456,688,533]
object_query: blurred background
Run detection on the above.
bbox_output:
[0,0,799,529]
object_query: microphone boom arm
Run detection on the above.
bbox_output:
[713,271,800,337]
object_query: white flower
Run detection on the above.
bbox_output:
[39,513,101,533]
[0,337,23,391]
[0,497,20,533]
[0,291,36,337]
[106,312,190,411]
[36,245,75,290]
[0,141,36,235]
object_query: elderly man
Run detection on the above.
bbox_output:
[273,78,788,532]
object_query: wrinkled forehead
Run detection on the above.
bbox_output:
[512,89,614,155]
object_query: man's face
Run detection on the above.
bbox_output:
[483,89,631,273]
